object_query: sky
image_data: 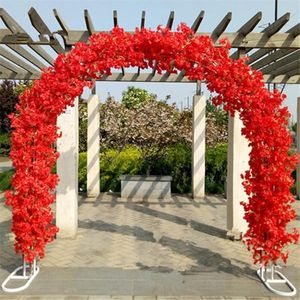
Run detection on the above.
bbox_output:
[1,0,300,119]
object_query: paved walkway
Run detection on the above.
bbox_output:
[0,193,299,298]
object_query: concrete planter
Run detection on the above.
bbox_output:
[120,175,172,200]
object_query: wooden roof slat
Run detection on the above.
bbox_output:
[166,11,175,29]
[211,12,232,42]
[0,46,39,73]
[262,12,290,36]
[28,7,65,54]
[112,10,125,76]
[231,12,290,59]
[0,56,30,73]
[113,10,118,27]
[247,22,300,67]
[191,10,205,32]
[53,9,69,35]
[84,9,95,35]
[0,65,39,79]
[28,7,51,35]
[259,49,300,74]
[236,12,262,36]
[137,11,145,76]
[177,11,205,80]
[270,60,300,77]
[140,10,145,29]
[6,44,46,70]
[152,11,175,76]
[0,8,54,65]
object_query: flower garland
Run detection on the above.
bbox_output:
[6,24,299,265]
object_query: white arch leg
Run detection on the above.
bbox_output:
[1,258,39,293]
[257,265,297,297]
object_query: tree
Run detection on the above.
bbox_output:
[0,80,31,133]
[121,86,157,109]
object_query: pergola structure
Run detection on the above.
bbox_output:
[0,8,299,239]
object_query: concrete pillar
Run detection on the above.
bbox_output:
[296,97,300,199]
[56,97,79,238]
[87,93,100,197]
[227,112,250,239]
[192,94,206,199]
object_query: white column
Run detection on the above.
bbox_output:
[56,97,79,238]
[296,97,300,199]
[227,112,250,239]
[87,93,100,197]
[192,94,206,199]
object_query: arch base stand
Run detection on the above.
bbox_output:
[1,258,39,293]
[257,265,297,297]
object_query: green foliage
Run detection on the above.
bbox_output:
[78,146,143,193]
[143,143,192,194]
[0,132,11,156]
[205,143,228,194]
[0,169,14,191]
[79,103,88,152]
[206,97,227,127]
[121,86,157,109]
[0,80,31,133]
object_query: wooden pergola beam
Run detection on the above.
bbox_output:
[270,60,300,77]
[5,45,46,70]
[84,9,95,35]
[259,49,300,74]
[113,10,118,28]
[191,10,205,32]
[248,22,300,68]
[137,11,145,76]
[237,12,262,37]
[140,10,145,29]
[211,12,232,42]
[152,11,175,76]
[28,7,65,54]
[0,46,39,73]
[0,69,299,84]
[112,10,125,76]
[231,12,290,59]
[53,9,69,35]
[0,8,54,65]
[0,56,30,74]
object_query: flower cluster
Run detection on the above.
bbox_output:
[6,24,298,265]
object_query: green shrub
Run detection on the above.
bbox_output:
[145,143,192,194]
[205,143,227,194]
[78,146,143,193]
[0,132,11,156]
[0,169,14,191]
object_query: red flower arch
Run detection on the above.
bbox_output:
[5,24,299,266]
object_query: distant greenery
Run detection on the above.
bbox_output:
[205,143,227,194]
[0,169,14,191]
[77,143,227,195]
[0,132,11,156]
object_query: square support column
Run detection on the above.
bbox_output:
[56,97,79,238]
[227,112,250,239]
[296,97,300,199]
[87,93,100,197]
[192,94,206,199]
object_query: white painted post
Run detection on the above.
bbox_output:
[227,112,250,239]
[87,93,100,197]
[192,94,206,199]
[296,97,300,199]
[56,97,79,238]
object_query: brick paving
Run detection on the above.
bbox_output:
[0,193,299,298]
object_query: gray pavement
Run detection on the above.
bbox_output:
[0,193,299,299]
